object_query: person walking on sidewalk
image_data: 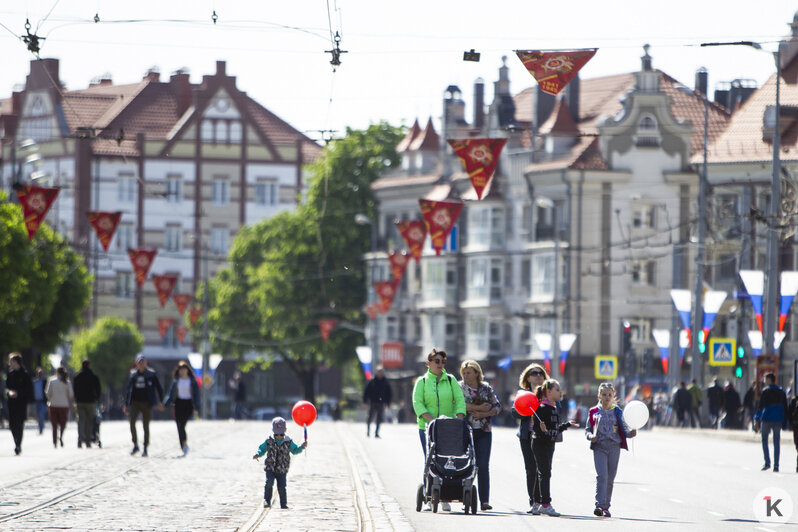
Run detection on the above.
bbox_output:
[412,348,466,511]
[123,354,164,457]
[512,363,549,514]
[32,367,48,435]
[707,378,725,429]
[45,367,74,448]
[73,360,101,448]
[459,360,501,512]
[687,379,703,428]
[230,372,248,420]
[163,361,199,455]
[754,373,789,472]
[252,417,307,508]
[5,353,33,455]
[788,389,798,472]
[532,379,578,517]
[363,366,392,438]
[586,383,637,518]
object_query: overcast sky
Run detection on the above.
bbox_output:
[2,1,797,142]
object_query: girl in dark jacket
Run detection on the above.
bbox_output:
[163,361,200,455]
[6,353,33,455]
[532,379,577,517]
[511,363,549,513]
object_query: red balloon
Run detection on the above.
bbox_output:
[513,391,540,416]
[291,400,317,427]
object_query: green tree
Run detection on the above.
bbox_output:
[0,192,92,359]
[69,317,143,396]
[209,123,403,403]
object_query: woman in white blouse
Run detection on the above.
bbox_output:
[45,367,74,448]
[163,361,200,455]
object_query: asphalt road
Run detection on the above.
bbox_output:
[360,421,798,531]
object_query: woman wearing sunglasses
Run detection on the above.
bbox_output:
[412,348,466,511]
[512,363,549,514]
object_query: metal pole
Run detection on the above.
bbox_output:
[764,47,781,355]
[692,86,710,386]
[369,221,379,368]
[552,236,560,381]
[201,244,210,419]
[92,158,100,323]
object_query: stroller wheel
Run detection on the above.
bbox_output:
[463,489,471,514]
[432,486,440,513]
[471,487,478,514]
[416,484,423,512]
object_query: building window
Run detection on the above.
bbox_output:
[115,223,134,251]
[211,228,229,255]
[467,315,488,352]
[255,180,278,206]
[201,120,213,141]
[118,175,136,202]
[215,121,229,144]
[115,272,134,299]
[489,321,502,353]
[490,258,503,300]
[631,259,656,286]
[521,204,533,242]
[468,206,504,247]
[230,122,243,143]
[521,258,531,298]
[423,259,445,302]
[468,257,488,300]
[632,205,656,229]
[212,178,229,205]
[165,226,182,252]
[636,115,660,147]
[166,176,182,203]
[532,252,555,299]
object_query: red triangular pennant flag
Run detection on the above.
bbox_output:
[157,317,176,339]
[388,250,410,283]
[189,307,204,326]
[418,199,464,256]
[127,248,157,287]
[152,274,178,308]
[396,220,427,263]
[86,211,122,252]
[515,49,597,95]
[448,139,507,200]
[374,280,399,312]
[172,293,193,316]
[319,319,337,342]
[16,185,59,240]
[176,325,188,343]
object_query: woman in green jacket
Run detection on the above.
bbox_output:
[412,348,467,457]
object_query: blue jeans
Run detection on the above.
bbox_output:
[761,421,782,467]
[419,428,427,458]
[35,400,47,434]
[264,470,287,507]
[472,430,492,504]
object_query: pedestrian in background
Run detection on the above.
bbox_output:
[73,359,101,448]
[123,354,164,457]
[412,348,466,512]
[45,367,74,448]
[754,372,789,472]
[230,372,248,420]
[674,382,692,428]
[163,361,199,455]
[32,367,48,435]
[252,416,307,509]
[532,379,578,517]
[788,388,798,473]
[707,378,725,429]
[459,360,501,512]
[687,379,703,428]
[723,382,741,429]
[363,365,392,438]
[5,353,33,455]
[586,383,637,518]
[512,363,549,513]
[743,380,757,431]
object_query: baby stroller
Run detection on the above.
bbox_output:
[415,417,478,514]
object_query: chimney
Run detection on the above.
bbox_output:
[535,88,556,132]
[170,70,192,116]
[26,58,61,95]
[473,78,485,130]
[11,91,23,114]
[216,61,226,76]
[695,67,708,96]
[143,67,160,83]
[565,75,580,123]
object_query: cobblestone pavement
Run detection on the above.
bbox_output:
[0,420,409,531]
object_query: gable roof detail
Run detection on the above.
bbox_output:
[409,117,439,151]
[396,119,420,152]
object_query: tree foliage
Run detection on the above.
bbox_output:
[209,123,404,402]
[0,192,92,356]
[69,316,143,393]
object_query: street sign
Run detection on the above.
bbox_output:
[594,355,618,379]
[709,337,736,366]
[381,342,403,369]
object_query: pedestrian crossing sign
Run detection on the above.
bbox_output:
[709,338,736,366]
[594,355,618,379]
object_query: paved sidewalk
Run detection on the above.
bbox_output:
[0,420,408,531]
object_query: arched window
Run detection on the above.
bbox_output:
[638,115,657,130]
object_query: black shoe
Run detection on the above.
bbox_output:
[594,507,603,517]
[14,447,20,456]
[774,465,779,472]
[280,505,289,509]
[375,434,381,439]
[78,441,82,448]
[761,464,771,471]
[60,437,63,447]
[131,445,140,455]
[142,446,148,457]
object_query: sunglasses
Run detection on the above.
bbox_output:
[431,358,445,364]
[529,370,545,376]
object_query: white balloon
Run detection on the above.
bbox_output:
[622,400,649,430]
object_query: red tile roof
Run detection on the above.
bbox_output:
[409,117,440,151]
[396,119,420,152]
[538,97,580,135]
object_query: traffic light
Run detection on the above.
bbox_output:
[735,366,743,378]
[698,330,706,354]
[735,345,745,379]
[622,321,632,354]
[737,345,745,360]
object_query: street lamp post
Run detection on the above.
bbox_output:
[701,40,782,355]
[355,213,379,368]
